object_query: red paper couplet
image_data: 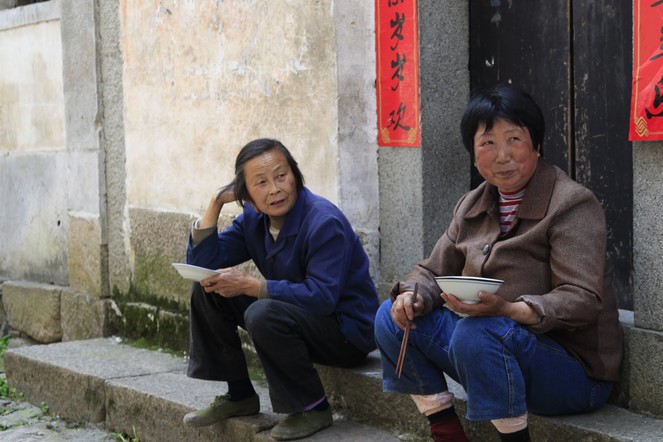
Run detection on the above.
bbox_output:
[630,0,663,140]
[375,0,421,147]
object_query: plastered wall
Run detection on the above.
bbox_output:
[121,0,340,217]
[0,4,67,284]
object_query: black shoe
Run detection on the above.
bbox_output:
[182,394,259,427]
[270,407,333,440]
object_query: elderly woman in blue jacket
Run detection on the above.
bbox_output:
[183,138,379,441]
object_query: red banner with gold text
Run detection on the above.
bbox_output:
[375,0,421,147]
[630,0,663,140]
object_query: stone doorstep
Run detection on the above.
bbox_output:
[319,354,663,442]
[4,338,663,442]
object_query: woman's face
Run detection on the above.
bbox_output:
[473,118,540,193]
[244,149,298,228]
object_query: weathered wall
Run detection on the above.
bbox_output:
[116,0,374,306]
[0,0,454,342]
[0,2,67,285]
[121,0,340,215]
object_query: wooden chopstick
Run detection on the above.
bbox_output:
[395,282,418,378]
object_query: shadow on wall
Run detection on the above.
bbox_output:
[0,0,48,11]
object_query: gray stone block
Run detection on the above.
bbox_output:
[633,142,663,332]
[68,213,106,297]
[2,281,62,343]
[61,290,114,341]
[628,326,663,418]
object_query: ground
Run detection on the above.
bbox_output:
[0,388,118,442]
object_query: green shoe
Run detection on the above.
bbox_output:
[270,407,333,441]
[182,394,260,427]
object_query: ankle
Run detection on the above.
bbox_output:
[227,378,256,401]
[428,408,469,442]
[427,406,459,424]
[303,396,330,412]
[313,397,330,412]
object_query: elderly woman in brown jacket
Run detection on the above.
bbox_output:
[374,83,623,442]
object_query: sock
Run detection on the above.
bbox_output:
[428,406,469,442]
[427,406,459,424]
[304,396,330,412]
[498,427,531,442]
[227,378,256,401]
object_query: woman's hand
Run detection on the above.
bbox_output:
[391,291,424,330]
[441,291,540,325]
[199,187,237,230]
[201,268,261,298]
[441,290,506,316]
[215,186,237,205]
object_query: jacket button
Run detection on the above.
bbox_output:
[482,244,490,255]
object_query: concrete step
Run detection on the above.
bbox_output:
[5,337,663,442]
[3,338,399,442]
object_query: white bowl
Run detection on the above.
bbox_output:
[435,276,504,304]
[172,263,220,282]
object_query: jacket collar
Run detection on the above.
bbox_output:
[280,187,308,236]
[465,158,556,221]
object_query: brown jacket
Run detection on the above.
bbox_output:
[393,158,623,382]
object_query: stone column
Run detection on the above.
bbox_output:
[58,0,125,340]
[629,141,663,417]
[334,0,380,282]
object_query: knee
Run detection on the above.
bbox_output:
[244,299,277,338]
[449,317,499,360]
[189,283,211,310]
[374,300,396,344]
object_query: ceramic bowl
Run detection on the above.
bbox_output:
[435,276,504,304]
[172,263,220,282]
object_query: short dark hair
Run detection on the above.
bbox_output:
[222,138,305,208]
[460,83,545,161]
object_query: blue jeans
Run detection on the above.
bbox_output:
[374,300,614,421]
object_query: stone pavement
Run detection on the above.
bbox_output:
[0,396,116,441]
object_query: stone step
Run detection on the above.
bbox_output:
[5,337,663,442]
[3,338,399,442]
[318,353,663,441]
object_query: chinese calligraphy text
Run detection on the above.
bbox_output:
[376,0,421,147]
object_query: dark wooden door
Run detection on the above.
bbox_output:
[469,0,633,309]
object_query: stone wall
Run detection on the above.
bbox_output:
[0,0,383,348]
[0,1,67,286]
